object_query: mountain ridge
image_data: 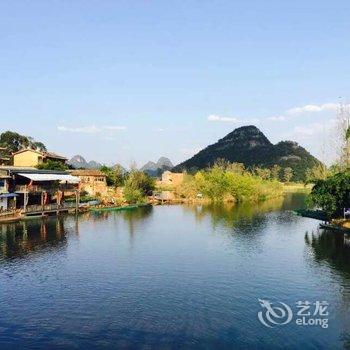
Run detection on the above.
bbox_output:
[173,125,321,181]
[141,157,174,177]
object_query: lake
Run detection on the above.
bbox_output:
[1,192,350,349]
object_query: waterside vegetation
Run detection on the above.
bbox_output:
[171,161,284,203]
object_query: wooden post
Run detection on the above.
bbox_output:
[23,192,27,213]
[75,190,80,213]
[41,191,44,216]
[56,190,60,215]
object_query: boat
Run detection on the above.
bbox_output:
[90,203,151,212]
[22,214,48,220]
[293,209,328,221]
[319,223,350,233]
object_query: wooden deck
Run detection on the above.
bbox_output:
[24,202,77,216]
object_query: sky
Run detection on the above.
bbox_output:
[1,0,350,168]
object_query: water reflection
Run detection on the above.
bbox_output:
[0,206,154,261]
[305,229,350,276]
[0,217,68,260]
[186,193,306,230]
[1,193,350,349]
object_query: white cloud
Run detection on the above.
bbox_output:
[267,115,286,121]
[207,114,239,123]
[286,103,338,116]
[104,126,127,131]
[294,119,337,137]
[57,125,126,133]
[57,125,100,133]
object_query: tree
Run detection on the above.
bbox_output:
[37,160,68,171]
[335,102,350,169]
[283,167,293,183]
[308,171,350,218]
[195,164,229,201]
[0,131,47,158]
[100,165,125,187]
[254,167,271,180]
[305,164,328,183]
[271,164,281,181]
[123,170,155,203]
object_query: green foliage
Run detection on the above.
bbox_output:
[305,164,329,183]
[308,171,350,218]
[253,167,271,180]
[271,164,281,180]
[100,165,125,187]
[36,160,68,171]
[196,165,230,201]
[123,170,155,204]
[283,167,293,183]
[176,161,283,203]
[0,131,46,157]
[346,127,350,141]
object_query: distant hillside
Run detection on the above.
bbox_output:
[68,155,102,169]
[141,157,174,177]
[173,125,321,181]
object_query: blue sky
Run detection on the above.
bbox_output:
[1,0,349,167]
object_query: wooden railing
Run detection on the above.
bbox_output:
[15,185,78,193]
[24,202,77,213]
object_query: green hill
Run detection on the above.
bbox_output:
[173,125,322,181]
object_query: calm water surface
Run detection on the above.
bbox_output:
[1,193,350,349]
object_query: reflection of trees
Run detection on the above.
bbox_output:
[305,229,350,275]
[187,196,285,229]
[305,229,350,349]
[0,217,68,260]
[119,206,153,238]
[87,206,153,240]
[281,192,308,211]
[186,193,308,233]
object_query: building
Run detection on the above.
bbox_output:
[0,166,80,216]
[70,169,107,196]
[161,171,184,186]
[0,172,15,211]
[12,149,68,167]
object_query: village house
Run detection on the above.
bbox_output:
[70,169,107,196]
[0,172,15,211]
[161,171,184,186]
[12,149,68,167]
[0,166,80,216]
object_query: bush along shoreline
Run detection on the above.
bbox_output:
[171,161,284,203]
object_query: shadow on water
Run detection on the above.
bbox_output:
[186,192,308,231]
[0,206,154,262]
[0,217,69,261]
[305,229,350,349]
[305,229,350,277]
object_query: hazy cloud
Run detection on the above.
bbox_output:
[286,103,338,116]
[267,115,286,121]
[57,125,126,133]
[207,115,239,123]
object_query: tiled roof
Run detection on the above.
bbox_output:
[12,149,67,160]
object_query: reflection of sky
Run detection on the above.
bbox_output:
[0,195,349,348]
